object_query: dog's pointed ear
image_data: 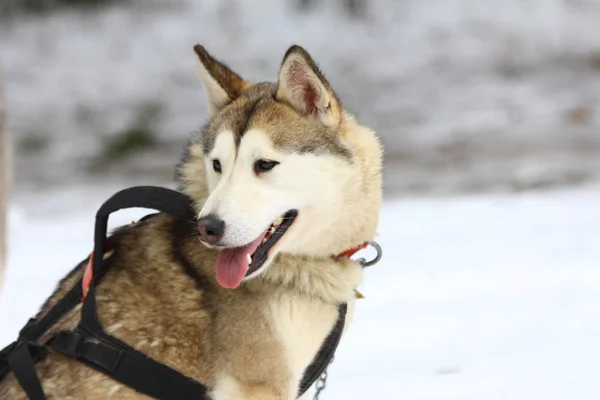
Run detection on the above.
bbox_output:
[276,45,342,128]
[194,45,250,117]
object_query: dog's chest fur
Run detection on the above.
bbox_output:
[268,292,339,388]
[212,291,345,400]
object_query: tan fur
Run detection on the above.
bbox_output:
[0,76,9,296]
[194,45,253,117]
[276,45,342,128]
[0,45,383,399]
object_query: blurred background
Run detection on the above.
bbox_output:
[1,0,600,399]
[1,0,600,199]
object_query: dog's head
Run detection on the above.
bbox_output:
[178,45,383,289]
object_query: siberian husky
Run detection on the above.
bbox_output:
[0,44,383,399]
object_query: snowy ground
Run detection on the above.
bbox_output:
[2,0,600,195]
[2,185,600,399]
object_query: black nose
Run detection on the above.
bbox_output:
[197,215,225,244]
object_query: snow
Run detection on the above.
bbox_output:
[329,187,600,399]
[2,186,600,399]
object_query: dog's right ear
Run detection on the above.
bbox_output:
[194,45,250,117]
[276,45,342,129]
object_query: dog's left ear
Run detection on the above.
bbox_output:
[276,45,342,128]
[194,45,251,117]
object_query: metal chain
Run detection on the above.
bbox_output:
[311,242,383,400]
[312,357,334,400]
[312,368,328,400]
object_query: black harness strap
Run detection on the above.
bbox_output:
[51,187,209,399]
[298,303,347,397]
[48,294,209,400]
[0,186,348,399]
[0,254,107,392]
[91,186,197,279]
[5,343,47,400]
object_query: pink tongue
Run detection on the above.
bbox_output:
[215,232,267,289]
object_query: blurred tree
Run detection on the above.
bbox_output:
[295,0,367,18]
[0,0,122,14]
[296,0,317,10]
[343,0,366,18]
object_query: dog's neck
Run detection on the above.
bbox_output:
[247,253,364,304]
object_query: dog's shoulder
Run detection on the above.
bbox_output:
[32,213,196,340]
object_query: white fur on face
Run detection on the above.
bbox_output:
[199,128,357,260]
[263,144,355,258]
[199,129,293,248]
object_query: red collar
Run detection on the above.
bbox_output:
[332,241,369,260]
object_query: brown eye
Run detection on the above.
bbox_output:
[254,159,279,174]
[212,159,222,173]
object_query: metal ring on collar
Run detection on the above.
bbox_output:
[356,241,382,268]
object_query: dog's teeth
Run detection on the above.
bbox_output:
[273,217,283,227]
[270,227,276,234]
[246,254,252,265]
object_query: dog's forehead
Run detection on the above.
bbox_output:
[201,83,351,159]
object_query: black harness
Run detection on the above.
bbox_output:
[0,186,347,400]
